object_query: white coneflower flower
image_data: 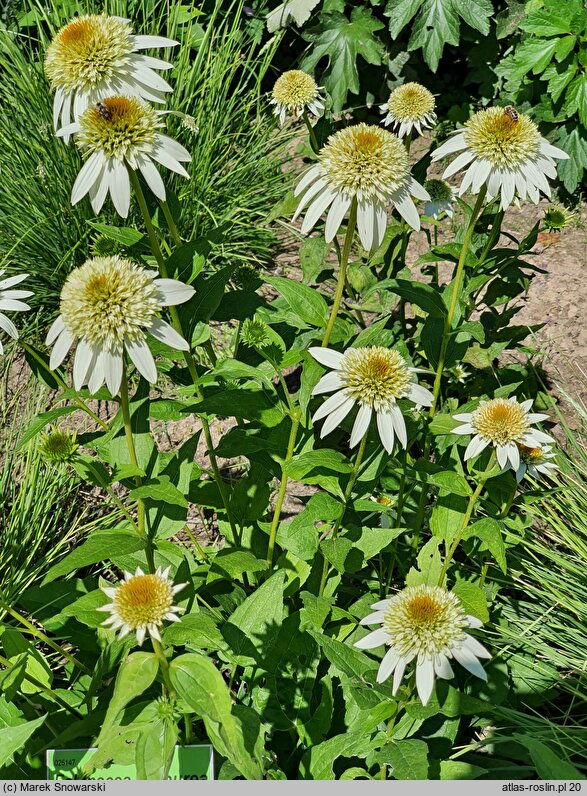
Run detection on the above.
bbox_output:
[270,70,324,126]
[294,123,430,251]
[509,444,558,483]
[309,346,433,454]
[423,179,458,219]
[452,397,554,471]
[45,14,177,138]
[98,566,186,646]
[0,270,33,353]
[380,82,437,139]
[431,106,568,209]
[46,256,194,396]
[355,585,490,706]
[57,96,191,218]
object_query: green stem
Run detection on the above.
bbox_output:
[119,366,155,573]
[267,409,301,567]
[160,200,182,247]
[0,603,91,674]
[428,187,487,418]
[302,110,319,154]
[183,525,210,563]
[151,637,176,698]
[321,198,357,348]
[20,341,109,431]
[318,434,368,597]
[130,169,239,544]
[437,453,495,587]
[128,168,165,269]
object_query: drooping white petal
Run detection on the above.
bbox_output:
[0,313,18,340]
[49,328,75,370]
[149,317,189,350]
[154,279,195,305]
[464,435,489,460]
[312,389,350,423]
[324,193,352,241]
[415,657,435,706]
[354,627,389,650]
[104,349,124,396]
[301,187,338,234]
[350,403,372,447]
[133,35,179,49]
[392,190,420,231]
[452,646,488,680]
[71,152,104,205]
[432,133,468,160]
[377,648,401,683]
[359,611,387,626]
[390,405,408,449]
[309,346,345,369]
[312,371,344,395]
[126,336,158,383]
[320,396,355,437]
[137,155,166,201]
[72,339,94,390]
[462,634,492,659]
[376,409,395,454]
[434,654,454,680]
[408,383,434,406]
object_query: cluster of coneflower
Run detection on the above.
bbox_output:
[0,15,568,708]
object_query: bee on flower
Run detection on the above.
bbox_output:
[431,106,568,210]
[45,14,177,139]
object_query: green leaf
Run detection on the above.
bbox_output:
[552,125,587,193]
[365,278,447,317]
[87,221,144,246]
[213,358,273,390]
[130,477,188,507]
[405,538,442,587]
[42,532,144,583]
[515,736,583,779]
[285,449,352,497]
[409,0,461,72]
[222,571,285,666]
[163,613,225,650]
[135,719,178,780]
[169,653,263,779]
[302,732,384,780]
[452,581,489,623]
[565,74,587,127]
[372,739,429,779]
[87,652,160,774]
[385,0,421,38]
[463,518,507,573]
[299,236,330,284]
[266,276,328,327]
[277,492,341,560]
[208,550,269,581]
[301,8,385,112]
[413,462,472,496]
[520,11,571,36]
[429,414,461,435]
[195,387,285,427]
[307,629,377,679]
[508,37,559,79]
[0,714,45,768]
[61,588,109,628]
[16,406,77,450]
[546,60,578,103]
[439,760,487,779]
[430,491,468,544]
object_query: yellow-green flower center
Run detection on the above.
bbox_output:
[463,107,541,168]
[320,124,410,200]
[76,96,159,160]
[113,574,174,628]
[472,398,530,445]
[340,347,412,408]
[272,70,318,109]
[45,15,134,91]
[387,82,435,122]
[383,585,468,657]
[60,256,159,348]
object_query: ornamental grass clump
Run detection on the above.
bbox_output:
[1,3,583,783]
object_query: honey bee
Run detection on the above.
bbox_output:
[503,105,519,123]
[95,101,112,120]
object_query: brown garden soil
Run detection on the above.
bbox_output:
[3,137,586,539]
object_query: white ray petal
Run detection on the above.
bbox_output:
[350,403,372,447]
[49,328,75,370]
[416,657,435,705]
[308,346,345,369]
[464,435,489,460]
[320,396,355,437]
[126,337,158,383]
[149,317,189,350]
[376,409,395,454]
